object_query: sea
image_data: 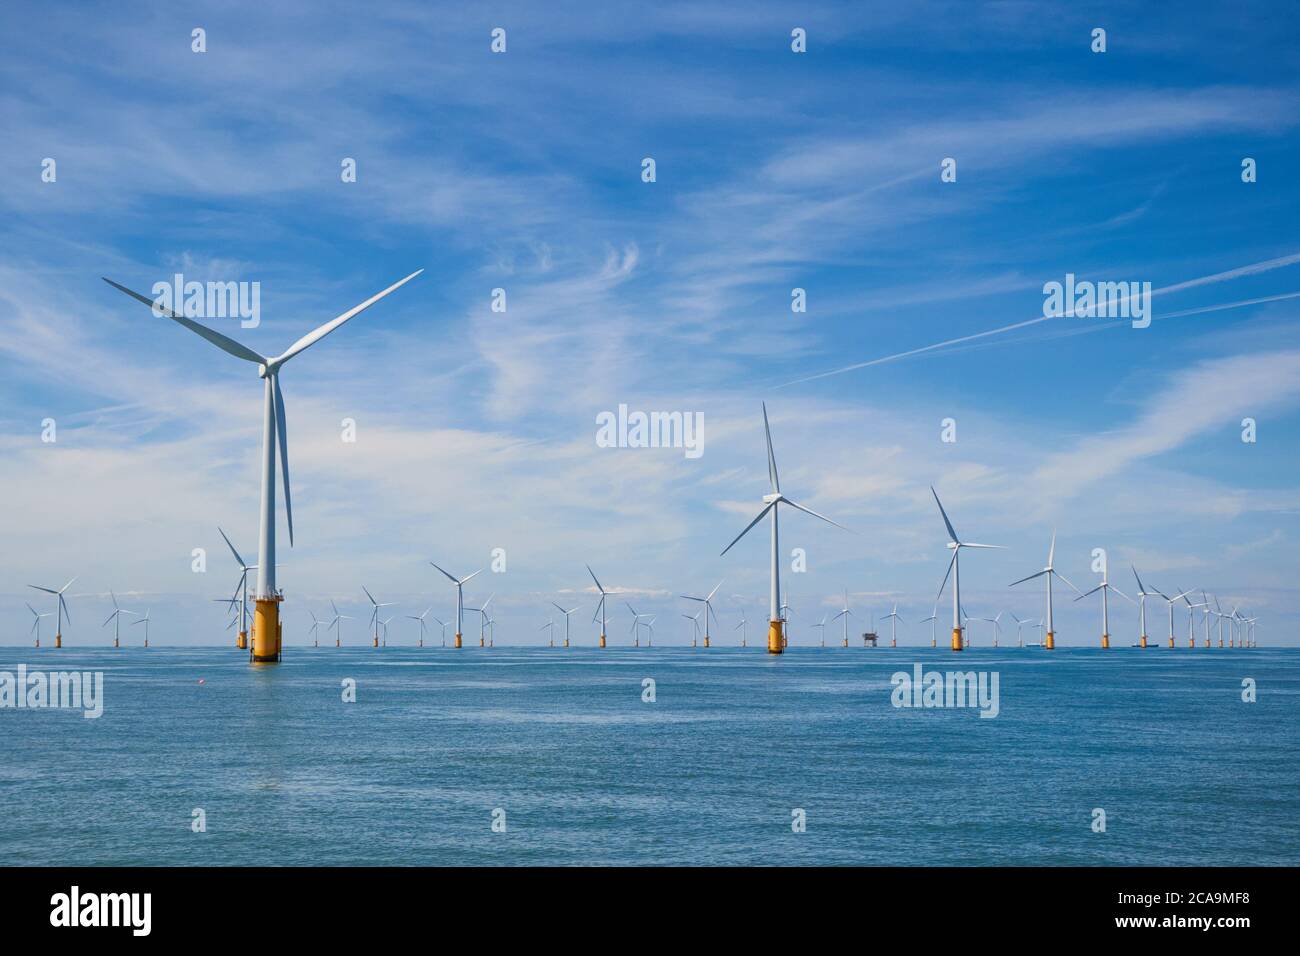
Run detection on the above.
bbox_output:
[3,645,1296,866]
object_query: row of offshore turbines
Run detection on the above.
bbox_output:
[34,272,1253,662]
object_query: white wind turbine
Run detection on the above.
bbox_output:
[812,614,828,647]
[104,269,422,664]
[1008,531,1079,650]
[644,616,657,647]
[681,581,723,648]
[883,604,903,647]
[1131,566,1161,648]
[920,606,938,647]
[931,487,1003,652]
[1009,611,1030,648]
[406,607,433,647]
[1182,593,1207,648]
[831,591,853,647]
[469,594,494,647]
[308,611,322,647]
[432,616,448,647]
[587,565,612,648]
[133,609,153,647]
[980,612,1003,647]
[27,577,74,649]
[735,610,748,648]
[626,602,653,647]
[540,618,555,647]
[430,562,483,649]
[552,603,579,647]
[218,527,257,649]
[26,603,52,648]
[720,403,848,654]
[1075,564,1133,648]
[682,611,702,647]
[362,586,396,648]
[103,591,137,648]
[1155,587,1194,648]
[327,599,353,647]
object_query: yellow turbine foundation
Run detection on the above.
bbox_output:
[1045,631,1055,650]
[479,636,485,647]
[454,632,463,648]
[564,638,569,648]
[1169,637,1175,649]
[1140,635,1148,649]
[55,634,61,648]
[599,634,606,649]
[373,635,379,648]
[703,636,710,648]
[252,597,282,663]
[951,627,963,652]
[1188,636,1195,649]
[842,637,848,648]
[114,637,119,649]
[1218,637,1224,648]
[236,630,248,650]
[1101,633,1109,649]
[767,619,784,655]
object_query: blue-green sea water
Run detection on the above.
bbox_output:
[3,645,1297,866]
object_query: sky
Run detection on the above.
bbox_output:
[2,0,1298,647]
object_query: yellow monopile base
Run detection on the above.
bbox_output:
[34,639,39,648]
[335,637,340,647]
[931,637,936,647]
[455,633,463,649]
[55,634,62,648]
[892,638,897,648]
[252,597,282,663]
[1169,637,1175,648]
[1229,638,1235,648]
[599,634,606,648]
[114,637,119,649]
[951,627,963,652]
[373,635,379,648]
[842,638,848,648]
[564,638,569,647]
[1101,633,1110,649]
[634,637,639,647]
[1140,635,1148,649]
[1204,638,1210,648]
[1218,638,1224,648]
[703,636,710,648]
[767,619,784,655]
[237,631,248,650]
[479,637,485,647]
[1045,631,1055,650]
[1188,637,1195,648]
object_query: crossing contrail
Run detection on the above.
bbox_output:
[776,252,1300,388]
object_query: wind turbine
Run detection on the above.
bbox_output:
[883,604,903,647]
[103,591,136,648]
[1182,594,1206,648]
[468,594,494,647]
[720,403,848,654]
[308,611,322,647]
[1155,588,1194,648]
[779,598,791,649]
[1200,591,1214,647]
[681,581,722,648]
[682,611,702,647]
[406,607,433,647]
[644,616,656,647]
[932,487,1004,651]
[218,527,256,650]
[831,591,853,648]
[540,618,555,647]
[430,562,482,649]
[1008,531,1079,650]
[328,599,352,647]
[735,610,748,648]
[378,616,394,647]
[1131,566,1161,648]
[1075,562,1133,648]
[362,586,396,648]
[105,269,423,664]
[980,612,1002,647]
[27,577,74,648]
[1009,612,1030,648]
[432,616,448,647]
[133,609,153,647]
[552,603,579,647]
[26,603,52,647]
[587,565,611,648]
[626,602,651,647]
[812,615,828,647]
[920,606,938,647]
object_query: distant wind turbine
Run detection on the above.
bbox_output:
[552,603,579,647]
[218,527,256,650]
[27,577,74,649]
[133,608,152,647]
[1131,566,1161,649]
[587,565,611,648]
[1008,531,1079,650]
[103,591,136,649]
[430,562,482,649]
[26,603,52,648]
[932,487,1004,652]
[1075,563,1133,648]
[1155,587,1194,648]
[831,591,853,647]
[883,604,903,647]
[681,581,723,648]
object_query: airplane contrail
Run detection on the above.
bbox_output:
[776,252,1300,388]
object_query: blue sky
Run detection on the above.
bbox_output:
[2,0,1298,646]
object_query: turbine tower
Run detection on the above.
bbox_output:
[626,602,652,647]
[308,611,322,647]
[720,403,848,655]
[920,606,938,647]
[1131,566,1160,649]
[26,603,52,648]
[1155,588,1194,648]
[104,269,422,663]
[1075,565,1133,648]
[27,577,74,648]
[406,608,433,647]
[1008,531,1079,650]
[883,604,903,647]
[587,565,611,648]
[681,581,722,648]
[540,618,555,647]
[430,562,482,649]
[831,591,853,647]
[932,487,1003,652]
[734,610,748,648]
[812,615,828,647]
[552,603,579,647]
[362,586,396,649]
[133,609,152,647]
[682,611,702,647]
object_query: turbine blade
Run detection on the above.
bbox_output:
[961,543,1005,550]
[460,569,484,585]
[707,581,723,602]
[217,526,247,569]
[28,585,58,594]
[781,497,849,532]
[272,374,293,546]
[586,564,606,594]
[429,561,458,583]
[1075,583,1103,600]
[1008,570,1047,588]
[935,551,957,603]
[930,486,958,543]
[275,270,424,365]
[102,278,266,365]
[1054,571,1082,596]
[761,402,781,493]
[720,502,775,556]
[362,585,378,606]
[1047,530,1056,568]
